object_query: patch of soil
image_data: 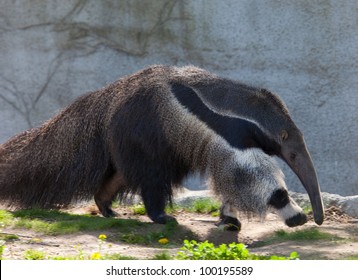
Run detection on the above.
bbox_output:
[1,205,358,260]
[308,206,353,223]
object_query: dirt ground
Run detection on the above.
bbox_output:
[1,204,358,260]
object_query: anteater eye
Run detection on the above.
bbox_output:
[290,152,297,161]
[280,130,288,142]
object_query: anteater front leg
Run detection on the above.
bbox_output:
[216,200,241,231]
[141,186,177,224]
[139,178,177,224]
[268,189,307,227]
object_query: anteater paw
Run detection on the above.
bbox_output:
[216,216,241,231]
[150,214,177,224]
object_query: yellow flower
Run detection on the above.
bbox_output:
[158,238,169,245]
[98,234,107,241]
[91,252,101,260]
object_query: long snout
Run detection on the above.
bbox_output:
[282,146,324,225]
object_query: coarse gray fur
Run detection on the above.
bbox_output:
[0,65,305,225]
[207,148,304,220]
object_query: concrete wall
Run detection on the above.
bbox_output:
[0,0,357,196]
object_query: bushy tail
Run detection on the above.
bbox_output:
[0,94,112,209]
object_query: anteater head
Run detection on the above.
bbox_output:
[244,88,324,226]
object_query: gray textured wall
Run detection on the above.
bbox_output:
[0,0,357,196]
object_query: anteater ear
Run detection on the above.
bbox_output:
[280,130,289,142]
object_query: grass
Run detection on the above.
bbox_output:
[18,238,300,260]
[302,205,313,215]
[151,252,173,260]
[23,250,172,260]
[0,233,19,241]
[0,204,339,249]
[1,208,144,235]
[0,241,4,260]
[253,228,344,248]
[0,210,14,227]
[0,207,197,246]
[0,202,353,260]
[273,228,343,242]
[346,254,358,260]
[23,249,139,260]
[131,204,146,215]
[188,197,220,215]
[18,232,172,260]
[51,252,170,260]
[115,219,197,246]
[126,197,221,245]
[131,197,221,216]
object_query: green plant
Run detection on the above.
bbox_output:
[182,199,225,214]
[176,240,299,260]
[0,233,19,241]
[0,210,14,227]
[191,198,221,214]
[346,254,358,260]
[302,205,313,214]
[24,249,46,260]
[131,204,146,215]
[0,240,5,260]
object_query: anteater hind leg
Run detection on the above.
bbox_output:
[216,200,241,231]
[95,172,126,217]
